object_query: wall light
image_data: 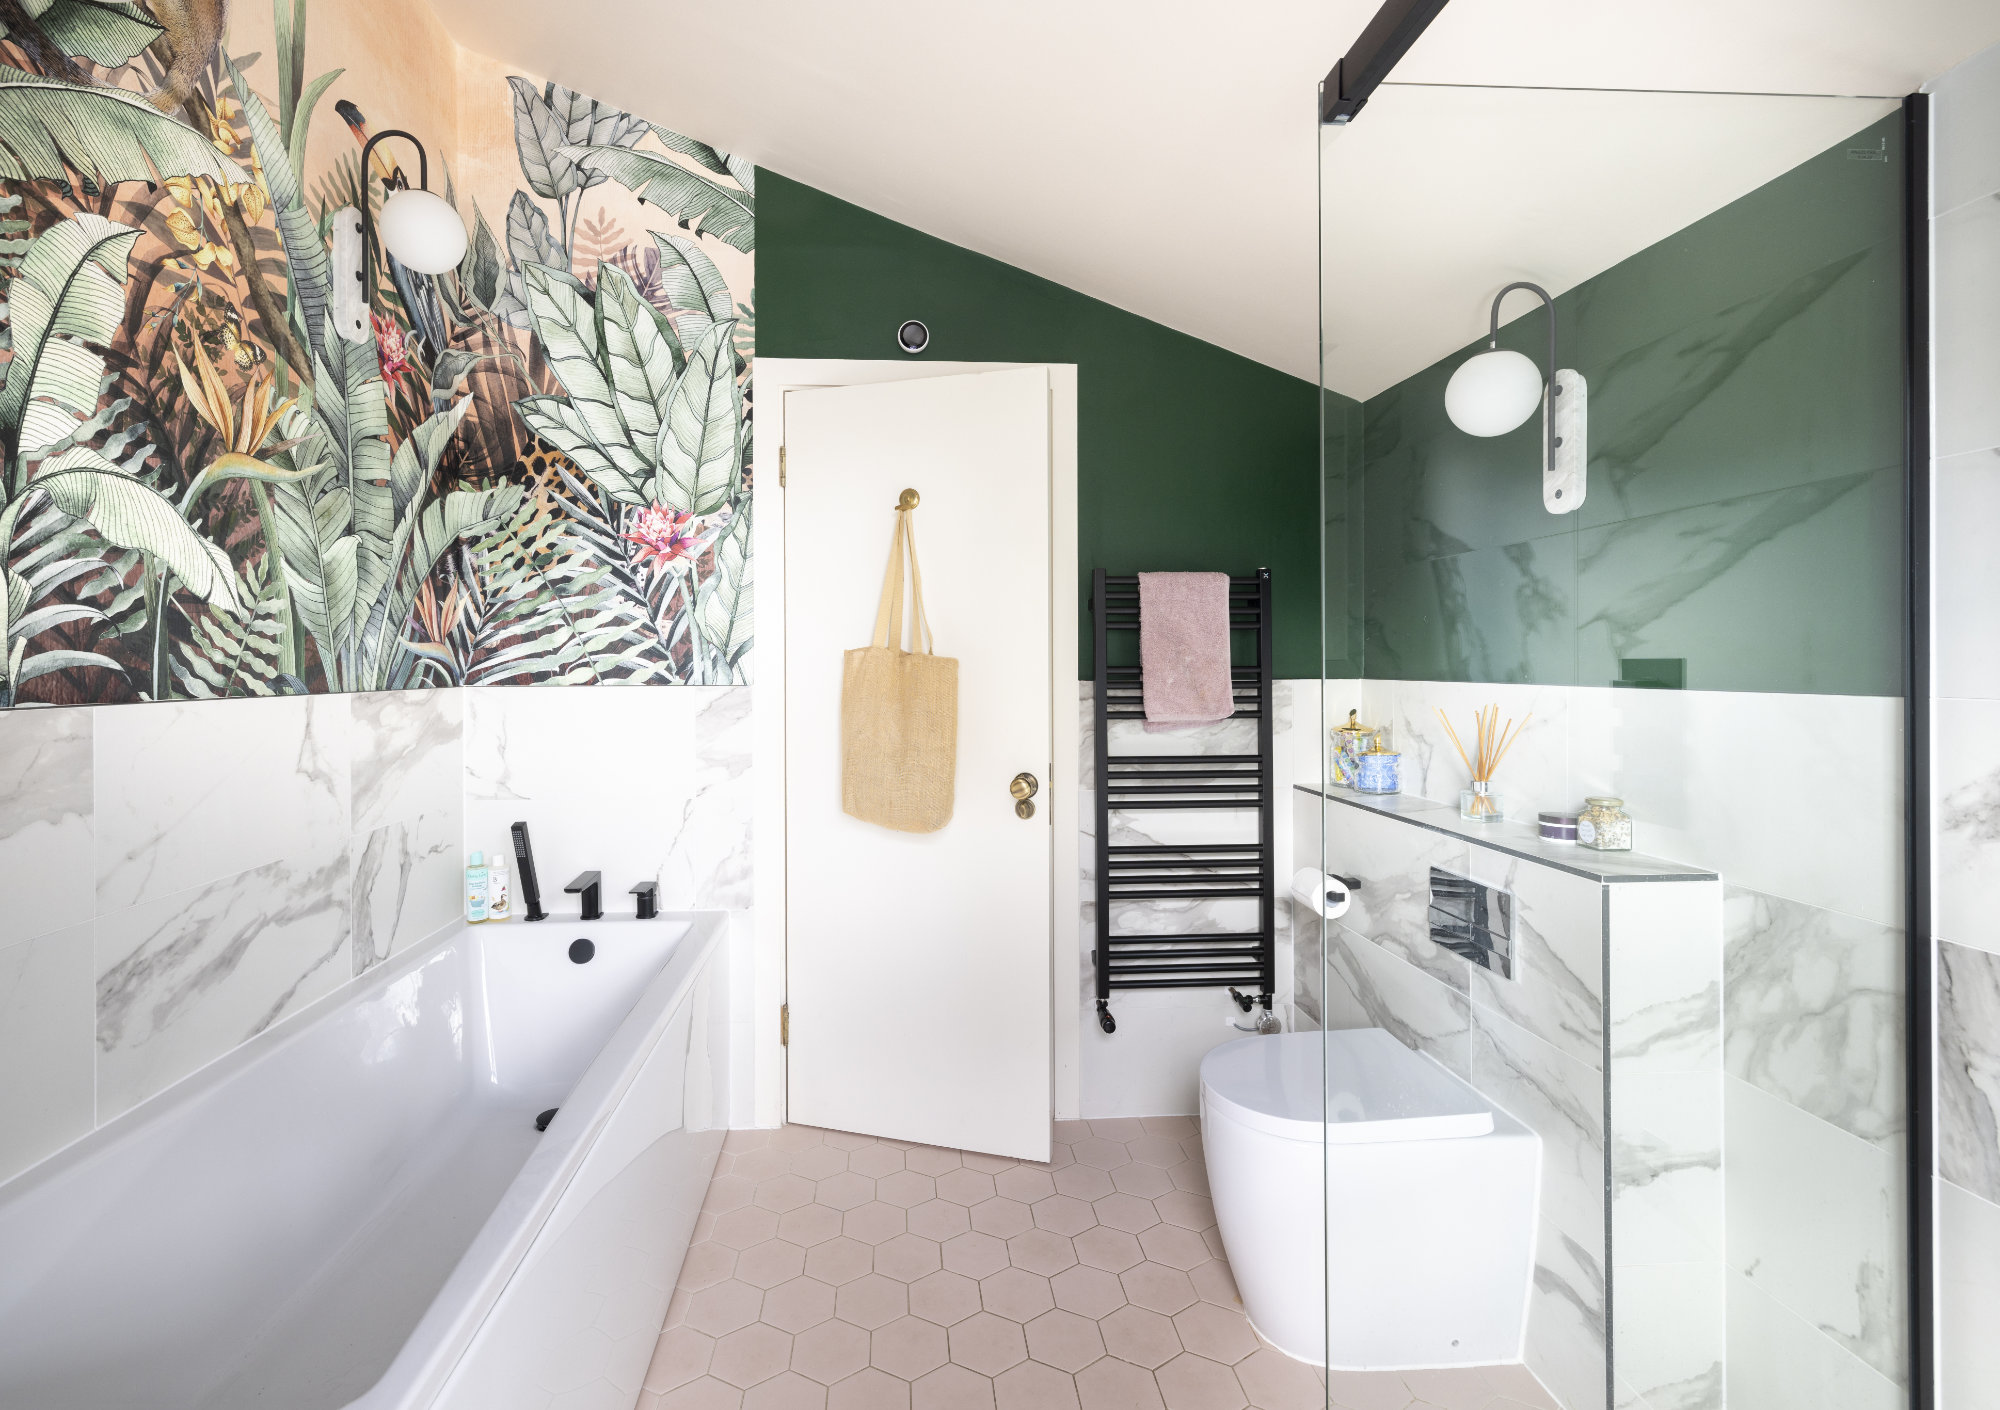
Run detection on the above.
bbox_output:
[359,130,468,277]
[1444,282,1589,514]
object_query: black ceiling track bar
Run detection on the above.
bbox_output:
[1090,566,1275,1035]
[1320,0,1451,125]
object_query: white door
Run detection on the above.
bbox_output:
[784,368,1053,1161]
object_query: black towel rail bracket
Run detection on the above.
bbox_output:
[1090,568,1275,1035]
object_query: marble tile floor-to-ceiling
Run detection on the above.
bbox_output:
[643,1121,1562,1410]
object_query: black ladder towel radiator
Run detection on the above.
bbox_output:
[1090,568,1275,1034]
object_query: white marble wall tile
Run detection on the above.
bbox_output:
[1473,1006,1605,1253]
[351,689,462,834]
[1939,1177,2000,1410]
[1935,190,2000,461]
[1325,802,1473,992]
[1325,925,1472,1079]
[94,695,352,913]
[0,922,95,1185]
[463,686,751,917]
[1939,940,2000,1204]
[1723,1076,1906,1386]
[1724,886,1903,1148]
[1382,680,1574,823]
[1609,881,1722,1077]
[1935,448,2000,701]
[1291,787,1324,1030]
[1612,1070,1723,1265]
[1526,1219,1607,1410]
[1937,696,2000,957]
[1611,1261,1722,1410]
[95,850,352,1119]
[1724,1271,1903,1410]
[1465,851,1604,1071]
[1936,39,2000,217]
[351,811,461,975]
[0,708,93,949]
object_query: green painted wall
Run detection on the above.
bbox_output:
[1352,113,1907,696]
[758,172,1322,678]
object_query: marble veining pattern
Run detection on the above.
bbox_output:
[1939,940,2000,1204]
[0,708,93,950]
[1937,695,2000,957]
[352,812,461,976]
[1474,1008,1606,1254]
[95,849,353,1118]
[1723,887,1903,1148]
[351,689,462,834]
[1526,1221,1608,1410]
[93,695,352,913]
[1466,855,1604,1071]
[1324,925,1471,1079]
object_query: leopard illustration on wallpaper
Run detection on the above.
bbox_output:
[0,0,753,707]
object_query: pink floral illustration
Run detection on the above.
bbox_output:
[623,503,707,576]
[372,311,413,384]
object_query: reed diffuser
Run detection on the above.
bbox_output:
[1437,704,1530,822]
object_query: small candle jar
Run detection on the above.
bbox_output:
[1459,782,1507,823]
[1538,811,1579,844]
[1577,797,1633,851]
[1355,750,1401,794]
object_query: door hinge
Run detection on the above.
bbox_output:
[780,1003,789,1046]
[778,445,786,487]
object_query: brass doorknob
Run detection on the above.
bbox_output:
[1010,773,1039,800]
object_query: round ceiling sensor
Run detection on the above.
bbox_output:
[897,319,929,355]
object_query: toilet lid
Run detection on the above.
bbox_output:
[1199,1029,1495,1143]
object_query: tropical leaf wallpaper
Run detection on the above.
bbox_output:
[0,0,753,707]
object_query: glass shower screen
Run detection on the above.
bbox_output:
[1312,81,1911,1409]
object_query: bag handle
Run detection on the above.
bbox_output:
[870,504,935,655]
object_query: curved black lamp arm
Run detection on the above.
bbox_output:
[355,129,429,309]
[1488,280,1559,473]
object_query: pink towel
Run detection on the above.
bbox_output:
[1138,572,1235,726]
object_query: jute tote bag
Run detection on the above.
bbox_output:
[841,503,959,832]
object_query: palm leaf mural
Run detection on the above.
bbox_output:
[560,131,754,253]
[224,54,334,365]
[0,68,244,186]
[655,319,740,515]
[651,231,735,344]
[19,0,164,67]
[695,499,751,678]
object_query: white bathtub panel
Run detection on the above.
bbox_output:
[0,707,92,950]
[93,694,352,912]
[0,922,95,1184]
[94,848,354,1118]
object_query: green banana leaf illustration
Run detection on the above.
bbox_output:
[3,0,163,67]
[558,134,754,253]
[0,67,245,185]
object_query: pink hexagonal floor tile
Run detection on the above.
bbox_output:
[1075,1356,1165,1410]
[1141,1116,1198,1140]
[710,1323,794,1389]
[647,1326,717,1392]
[911,1362,996,1410]
[685,1281,767,1337]
[1123,1136,1190,1169]
[844,1201,908,1246]
[792,1146,850,1181]
[1048,1266,1127,1320]
[829,1367,911,1410]
[1152,1191,1215,1232]
[960,1152,1015,1175]
[968,1198,1034,1240]
[733,1149,797,1183]
[1073,1226,1145,1274]
[824,1130,877,1151]
[743,1369,828,1410]
[908,1199,974,1242]
[1170,1302,1258,1365]
[737,1240,809,1290]
[935,1169,999,1207]
[948,1311,1028,1377]
[1238,1348,1327,1410]
[1109,1163,1175,1200]
[975,1266,1052,1324]
[1187,1260,1240,1309]
[876,1232,945,1283]
[755,1175,819,1214]
[822,1269,902,1330]
[803,1237,874,1287]
[1089,1119,1148,1141]
[1005,1228,1079,1277]
[849,1145,907,1179]
[1120,1263,1197,1316]
[762,1277,837,1334]
[905,1146,963,1177]
[704,1176,756,1215]
[1023,1308,1105,1373]
[993,1167,1056,1204]
[1031,1196,1097,1238]
[1137,1225,1210,1273]
[791,1318,871,1386]
[1092,1194,1161,1235]
[1052,1163,1116,1202]
[1068,1138,1129,1171]
[778,1204,846,1249]
[877,1171,938,1209]
[940,1232,1010,1280]
[1099,1304,1181,1370]
[661,1374,747,1410]
[678,1242,740,1292]
[872,1314,950,1380]
[1154,1352,1245,1410]
[909,1270,984,1327]
[994,1358,1080,1410]
[1167,1161,1209,1196]
[817,1172,877,1212]
[715,1208,784,1250]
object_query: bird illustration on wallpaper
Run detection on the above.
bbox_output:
[0,0,753,707]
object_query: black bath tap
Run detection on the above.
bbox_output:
[565,871,603,921]
[630,881,659,920]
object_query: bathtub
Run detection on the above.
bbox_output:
[0,912,728,1410]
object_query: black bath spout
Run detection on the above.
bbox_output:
[565,871,602,921]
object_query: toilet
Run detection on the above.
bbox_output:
[1199,1028,1541,1370]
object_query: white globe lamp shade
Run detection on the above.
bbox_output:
[1444,348,1545,437]
[378,188,468,274]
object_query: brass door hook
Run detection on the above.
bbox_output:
[896,488,920,510]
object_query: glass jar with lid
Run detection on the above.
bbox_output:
[1330,710,1382,790]
[1576,796,1633,851]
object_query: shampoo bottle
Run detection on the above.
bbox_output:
[466,851,490,922]
[488,855,511,920]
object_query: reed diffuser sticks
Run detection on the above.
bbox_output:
[1437,704,1531,819]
